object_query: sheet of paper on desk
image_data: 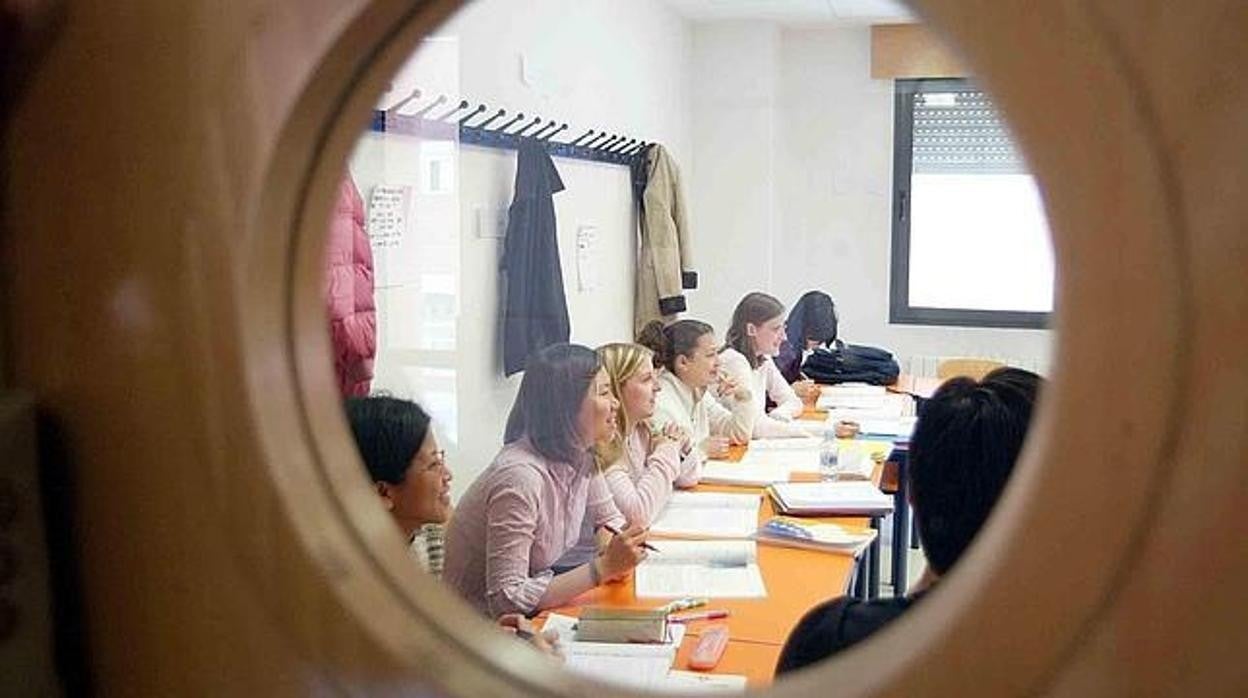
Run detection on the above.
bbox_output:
[636,540,766,598]
[657,671,748,693]
[738,448,820,471]
[749,436,822,450]
[650,492,762,539]
[699,461,792,487]
[820,383,887,397]
[540,613,688,691]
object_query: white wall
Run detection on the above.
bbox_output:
[350,0,691,497]
[690,24,1054,370]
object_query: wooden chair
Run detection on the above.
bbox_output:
[936,357,1007,381]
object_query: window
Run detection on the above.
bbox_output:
[889,78,1054,329]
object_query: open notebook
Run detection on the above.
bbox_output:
[700,448,821,486]
[540,614,746,693]
[649,491,762,539]
[635,540,767,598]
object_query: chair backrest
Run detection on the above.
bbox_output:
[936,357,1007,381]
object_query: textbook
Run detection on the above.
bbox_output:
[634,540,767,598]
[649,491,762,539]
[754,517,877,556]
[766,481,894,516]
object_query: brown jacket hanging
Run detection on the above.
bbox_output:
[635,144,697,334]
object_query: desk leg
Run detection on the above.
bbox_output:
[853,555,868,600]
[869,517,881,600]
[891,457,909,597]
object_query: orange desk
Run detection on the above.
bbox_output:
[548,445,878,687]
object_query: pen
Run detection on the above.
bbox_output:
[601,524,661,553]
[668,610,730,623]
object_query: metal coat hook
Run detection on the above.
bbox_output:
[570,129,595,146]
[610,138,637,153]
[476,108,506,130]
[626,141,650,156]
[531,121,558,139]
[535,122,565,140]
[514,116,542,137]
[386,87,422,114]
[412,94,447,119]
[542,123,569,141]
[458,103,487,125]
[599,134,623,151]
[435,99,470,122]
[585,132,610,149]
[496,112,525,132]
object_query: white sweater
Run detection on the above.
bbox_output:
[717,348,806,438]
[651,370,754,457]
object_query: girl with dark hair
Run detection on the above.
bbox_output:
[443,343,648,618]
[595,343,697,527]
[776,290,839,396]
[345,395,557,651]
[720,292,807,438]
[344,396,451,574]
[636,319,753,462]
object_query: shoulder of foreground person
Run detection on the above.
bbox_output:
[775,593,923,674]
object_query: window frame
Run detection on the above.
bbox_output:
[889,77,1052,330]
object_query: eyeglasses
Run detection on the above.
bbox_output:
[420,449,448,471]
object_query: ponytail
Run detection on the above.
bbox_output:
[636,319,714,372]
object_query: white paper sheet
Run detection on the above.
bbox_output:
[657,671,748,693]
[635,540,766,598]
[649,492,762,539]
[540,613,686,691]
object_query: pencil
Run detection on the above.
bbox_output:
[601,524,660,553]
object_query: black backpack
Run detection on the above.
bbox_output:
[802,340,900,386]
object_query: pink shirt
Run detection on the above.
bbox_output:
[443,438,626,618]
[603,424,701,527]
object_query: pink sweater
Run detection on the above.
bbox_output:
[442,439,625,618]
[603,424,701,527]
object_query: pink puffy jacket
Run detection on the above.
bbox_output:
[325,175,376,397]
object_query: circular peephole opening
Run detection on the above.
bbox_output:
[292,0,1186,695]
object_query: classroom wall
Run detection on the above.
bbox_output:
[349,0,692,497]
[689,24,1054,371]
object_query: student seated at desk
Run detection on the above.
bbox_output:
[719,292,807,438]
[775,290,839,399]
[637,319,754,459]
[776,368,1042,673]
[344,396,555,650]
[443,343,649,619]
[595,342,698,527]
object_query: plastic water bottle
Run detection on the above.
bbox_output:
[819,428,840,479]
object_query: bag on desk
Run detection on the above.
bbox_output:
[574,607,669,644]
[803,340,900,386]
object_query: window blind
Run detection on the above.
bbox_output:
[912,90,1027,174]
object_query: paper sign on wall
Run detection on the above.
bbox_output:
[366,184,411,249]
[576,225,598,292]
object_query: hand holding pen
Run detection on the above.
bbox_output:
[597,524,655,582]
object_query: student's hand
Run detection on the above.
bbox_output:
[597,525,648,581]
[702,435,731,459]
[716,373,751,402]
[793,379,818,399]
[496,614,563,659]
[659,423,692,454]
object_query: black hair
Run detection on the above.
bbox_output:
[908,367,1042,575]
[636,319,714,372]
[343,396,432,485]
[504,343,602,464]
[724,291,785,369]
[786,290,838,348]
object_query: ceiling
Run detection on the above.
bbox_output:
[661,0,916,25]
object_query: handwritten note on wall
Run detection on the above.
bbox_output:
[367,184,411,249]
